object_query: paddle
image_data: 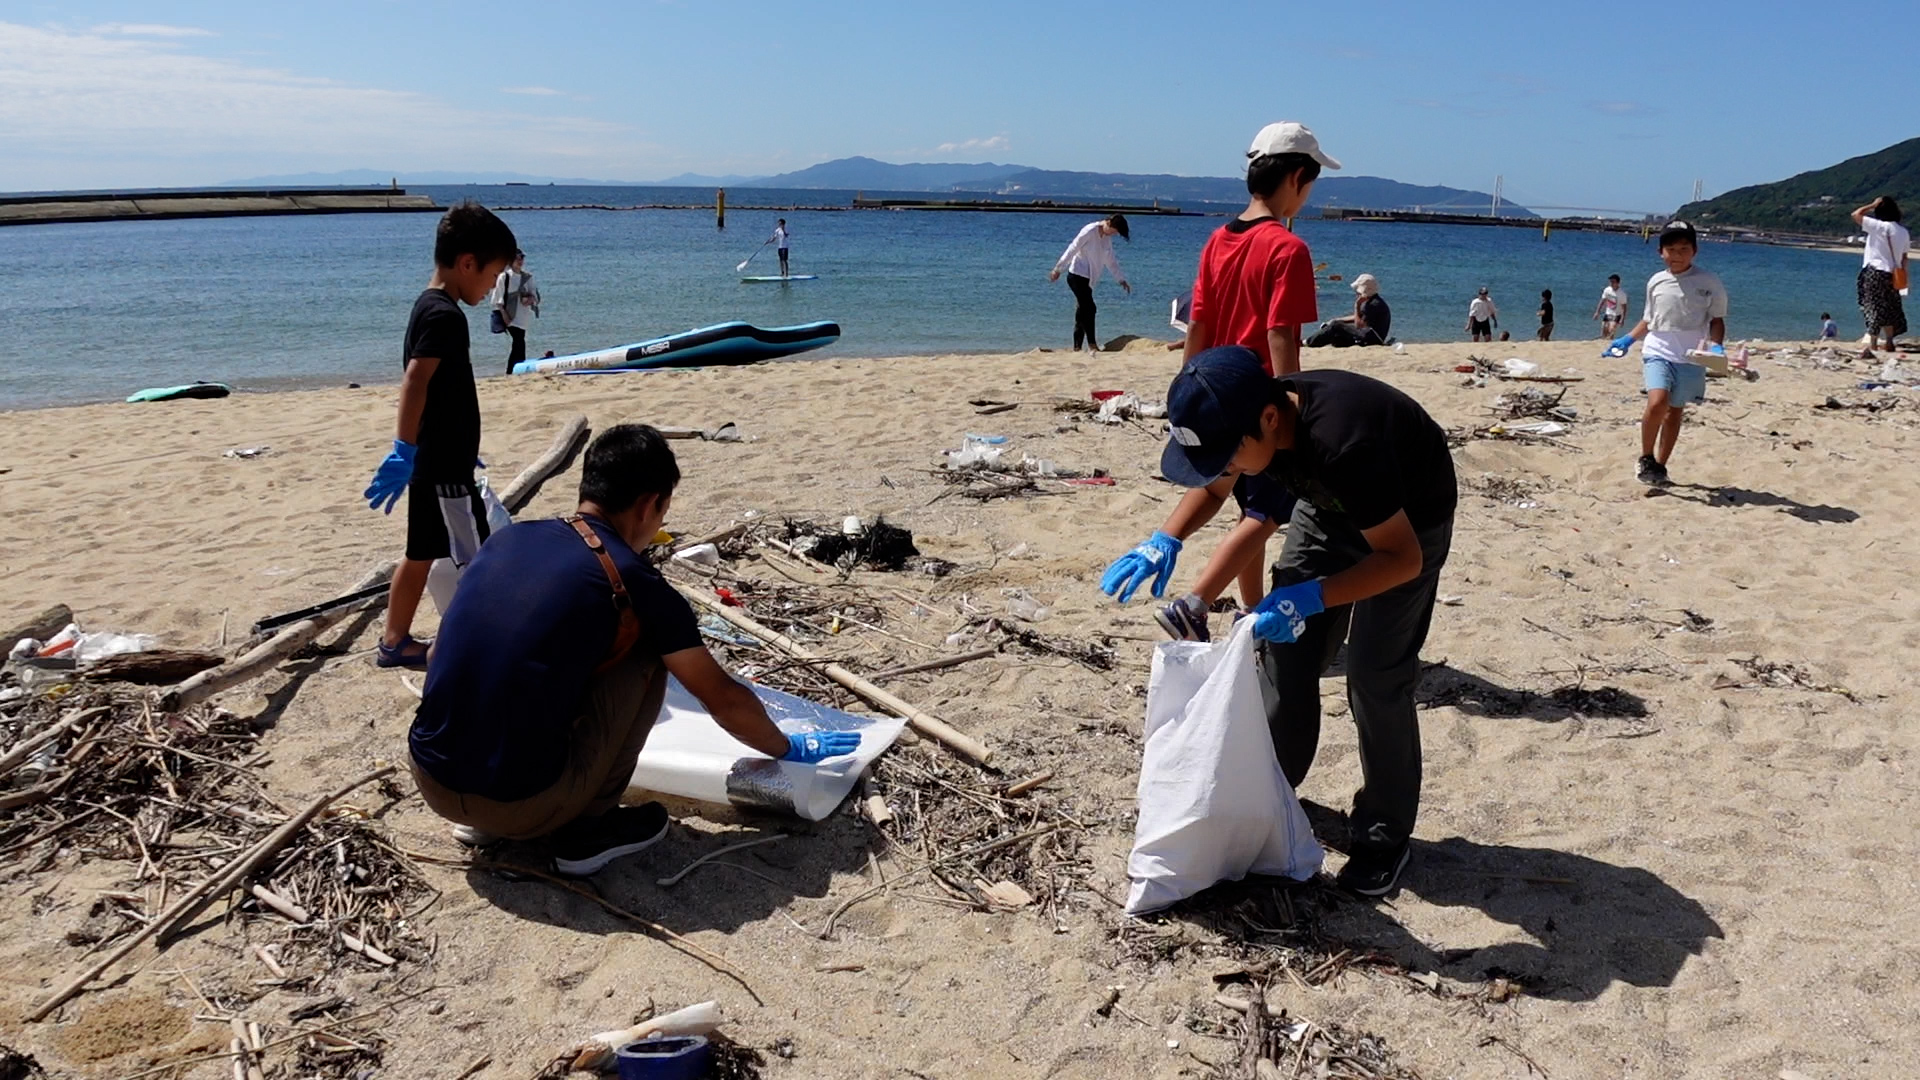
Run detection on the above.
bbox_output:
[736,240,772,272]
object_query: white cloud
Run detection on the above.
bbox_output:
[0,22,665,189]
[933,135,1010,155]
[501,85,564,96]
[91,23,214,38]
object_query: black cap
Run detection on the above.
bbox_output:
[1159,346,1272,487]
[1658,220,1697,248]
[1107,214,1129,241]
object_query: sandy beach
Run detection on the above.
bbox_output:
[1,335,1917,1079]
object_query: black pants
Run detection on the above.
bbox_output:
[1256,500,1452,857]
[778,249,790,275]
[1068,272,1097,350]
[506,327,526,373]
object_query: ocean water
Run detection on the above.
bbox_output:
[0,184,1864,409]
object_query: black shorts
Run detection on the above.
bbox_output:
[405,477,490,565]
[1470,318,1492,336]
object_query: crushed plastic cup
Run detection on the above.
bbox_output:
[1003,588,1050,622]
[1393,342,1407,354]
[671,543,722,567]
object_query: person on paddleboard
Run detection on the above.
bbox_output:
[1049,214,1130,352]
[772,219,791,277]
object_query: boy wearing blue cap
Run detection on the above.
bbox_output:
[1104,346,1456,896]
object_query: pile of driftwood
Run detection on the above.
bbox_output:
[0,688,430,1021]
[1209,989,1418,1080]
[847,746,1096,930]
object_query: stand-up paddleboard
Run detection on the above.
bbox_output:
[512,320,840,375]
[127,382,230,402]
[741,274,818,283]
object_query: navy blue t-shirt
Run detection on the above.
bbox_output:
[409,517,703,801]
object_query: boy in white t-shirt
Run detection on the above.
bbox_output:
[1593,274,1628,337]
[1604,221,1727,487]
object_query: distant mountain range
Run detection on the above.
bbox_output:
[226,157,1533,216]
[1677,136,1920,235]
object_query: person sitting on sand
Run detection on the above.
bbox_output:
[408,424,860,875]
[1307,273,1390,349]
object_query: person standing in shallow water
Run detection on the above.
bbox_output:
[1049,214,1131,352]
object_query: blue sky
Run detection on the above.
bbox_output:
[3,1,1914,212]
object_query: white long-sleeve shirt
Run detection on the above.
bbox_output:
[1467,295,1498,323]
[1053,221,1126,287]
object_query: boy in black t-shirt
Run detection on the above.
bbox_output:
[1536,289,1555,341]
[363,202,518,669]
[1114,346,1457,897]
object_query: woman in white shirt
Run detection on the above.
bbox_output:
[491,249,541,373]
[1852,196,1909,354]
[1048,215,1130,352]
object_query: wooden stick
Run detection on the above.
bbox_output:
[452,1054,492,1080]
[26,766,395,1022]
[251,944,287,979]
[0,705,109,780]
[159,566,395,711]
[339,931,396,966]
[499,414,590,514]
[230,1019,264,1080]
[868,648,998,681]
[1004,771,1053,798]
[675,585,991,764]
[249,883,310,924]
[672,522,747,553]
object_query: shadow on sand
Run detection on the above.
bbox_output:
[1155,802,1720,1003]
[1655,482,1859,524]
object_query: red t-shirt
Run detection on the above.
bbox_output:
[1189,217,1318,375]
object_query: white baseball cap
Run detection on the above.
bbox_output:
[1247,122,1342,170]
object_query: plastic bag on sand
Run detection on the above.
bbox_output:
[1125,620,1322,914]
[1501,358,1542,378]
[628,678,907,821]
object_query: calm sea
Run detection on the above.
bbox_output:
[0,184,1863,409]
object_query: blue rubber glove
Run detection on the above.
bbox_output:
[1250,580,1326,645]
[783,731,861,764]
[1100,532,1183,603]
[363,439,416,514]
[1704,342,1726,357]
[1603,334,1636,358]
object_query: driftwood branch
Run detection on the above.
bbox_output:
[158,564,394,711]
[26,766,395,1022]
[1,604,72,648]
[674,585,991,764]
[80,649,225,685]
[499,414,590,514]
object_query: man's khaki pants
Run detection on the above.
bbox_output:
[411,651,666,840]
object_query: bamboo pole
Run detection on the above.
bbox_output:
[674,585,991,764]
[868,648,999,681]
[26,766,395,1022]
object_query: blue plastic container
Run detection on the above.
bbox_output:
[615,1035,712,1080]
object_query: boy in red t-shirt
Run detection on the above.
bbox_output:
[1105,122,1339,641]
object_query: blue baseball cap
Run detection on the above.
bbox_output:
[1159,346,1274,487]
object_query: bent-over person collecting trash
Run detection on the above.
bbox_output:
[408,424,860,876]
[1103,346,1457,896]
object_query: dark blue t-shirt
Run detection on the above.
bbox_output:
[409,516,703,801]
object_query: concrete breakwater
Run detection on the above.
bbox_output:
[0,187,439,227]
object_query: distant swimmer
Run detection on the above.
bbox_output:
[1049,214,1131,352]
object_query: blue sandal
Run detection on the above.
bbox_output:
[375,634,430,670]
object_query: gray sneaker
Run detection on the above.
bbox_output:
[1153,595,1210,642]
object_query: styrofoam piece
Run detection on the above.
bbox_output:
[629,678,907,820]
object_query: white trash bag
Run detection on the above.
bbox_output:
[426,477,517,614]
[1125,619,1322,914]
